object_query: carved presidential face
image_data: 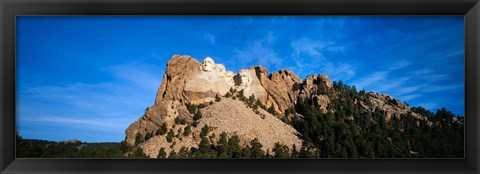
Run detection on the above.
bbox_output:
[215,64,226,74]
[238,70,252,86]
[226,71,235,84]
[202,57,215,72]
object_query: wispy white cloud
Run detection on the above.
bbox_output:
[394,84,428,96]
[352,71,389,90]
[350,62,409,91]
[231,31,283,71]
[265,31,276,44]
[410,69,434,76]
[423,74,451,82]
[291,39,334,57]
[422,84,463,92]
[399,94,422,101]
[390,60,411,70]
[326,63,356,81]
[426,50,463,60]
[374,77,412,93]
[18,62,163,142]
[347,60,440,104]
[203,33,216,44]
[350,57,462,108]
[289,39,353,80]
[102,62,163,92]
[291,39,345,58]
[408,68,451,82]
[416,102,438,110]
[21,116,128,131]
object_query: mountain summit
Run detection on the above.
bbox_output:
[125,55,304,157]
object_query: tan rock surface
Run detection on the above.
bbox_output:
[252,66,302,114]
[138,97,302,158]
[200,98,302,152]
[234,69,268,101]
[155,55,201,103]
[367,92,429,122]
[299,74,333,113]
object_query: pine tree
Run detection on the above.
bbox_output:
[228,135,242,158]
[130,147,147,158]
[120,140,130,153]
[272,143,290,158]
[144,132,153,141]
[166,129,175,142]
[200,124,209,137]
[291,144,299,158]
[198,137,213,158]
[249,138,265,158]
[193,110,202,121]
[156,122,168,135]
[268,104,276,115]
[135,132,144,146]
[183,125,191,136]
[168,150,177,158]
[157,147,167,158]
[247,95,255,108]
[177,146,190,158]
[217,132,229,158]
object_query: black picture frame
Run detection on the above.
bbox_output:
[1,0,479,173]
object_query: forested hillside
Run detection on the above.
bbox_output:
[290,81,464,158]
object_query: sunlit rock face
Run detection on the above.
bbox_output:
[153,55,304,114]
[252,66,303,114]
[184,57,235,103]
[201,57,215,72]
[225,71,235,86]
[234,69,267,101]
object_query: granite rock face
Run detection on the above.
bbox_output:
[125,55,305,147]
[252,66,303,114]
[299,74,334,112]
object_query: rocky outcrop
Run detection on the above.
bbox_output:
[366,92,428,122]
[154,55,236,105]
[152,55,307,115]
[234,68,268,102]
[299,74,333,112]
[154,55,200,103]
[125,100,181,146]
[125,55,305,147]
[252,66,302,114]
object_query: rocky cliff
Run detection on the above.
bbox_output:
[125,55,307,157]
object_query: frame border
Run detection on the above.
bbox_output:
[1,0,479,173]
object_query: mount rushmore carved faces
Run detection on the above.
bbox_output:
[201,57,215,72]
[225,71,235,86]
[238,69,253,87]
[197,57,252,90]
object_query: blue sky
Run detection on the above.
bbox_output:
[16,16,464,142]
